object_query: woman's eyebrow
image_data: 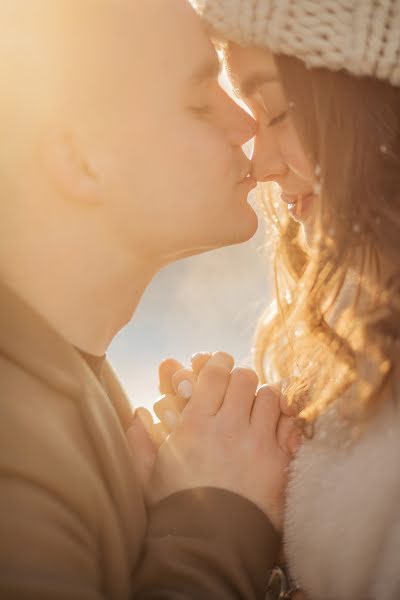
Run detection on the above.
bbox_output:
[189,57,222,86]
[238,73,278,97]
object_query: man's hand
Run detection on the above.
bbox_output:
[126,408,168,492]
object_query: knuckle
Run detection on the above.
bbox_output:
[203,363,231,383]
[210,351,234,369]
[231,367,259,387]
[191,352,212,371]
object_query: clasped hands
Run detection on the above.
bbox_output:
[127,352,303,531]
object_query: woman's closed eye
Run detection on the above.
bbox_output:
[267,110,288,127]
[249,93,289,128]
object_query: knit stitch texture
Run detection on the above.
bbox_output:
[190,0,400,86]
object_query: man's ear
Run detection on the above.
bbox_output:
[42,130,101,204]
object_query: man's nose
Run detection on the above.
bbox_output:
[251,130,287,183]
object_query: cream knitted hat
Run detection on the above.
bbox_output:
[190,0,400,86]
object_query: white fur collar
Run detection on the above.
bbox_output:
[284,394,400,599]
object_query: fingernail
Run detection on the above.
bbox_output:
[177,379,193,399]
[163,410,177,429]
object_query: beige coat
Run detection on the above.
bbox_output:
[0,281,279,599]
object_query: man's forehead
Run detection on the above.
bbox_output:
[189,55,222,86]
[0,0,221,100]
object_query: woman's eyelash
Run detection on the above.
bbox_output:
[267,110,288,127]
[253,94,288,127]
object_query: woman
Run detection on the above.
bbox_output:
[153,1,400,598]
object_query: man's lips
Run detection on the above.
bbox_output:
[239,173,257,189]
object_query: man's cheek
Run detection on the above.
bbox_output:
[179,122,233,172]
[194,143,234,187]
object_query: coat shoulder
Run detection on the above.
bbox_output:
[0,352,104,521]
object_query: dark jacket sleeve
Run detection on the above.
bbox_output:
[133,487,280,599]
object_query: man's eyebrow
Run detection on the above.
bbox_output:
[237,73,278,98]
[189,58,222,85]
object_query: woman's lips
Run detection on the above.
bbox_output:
[280,192,315,220]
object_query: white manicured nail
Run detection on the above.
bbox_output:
[163,410,177,429]
[177,379,193,399]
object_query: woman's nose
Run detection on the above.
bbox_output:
[251,130,287,183]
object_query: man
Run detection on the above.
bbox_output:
[0,1,282,597]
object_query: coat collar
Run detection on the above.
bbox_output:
[0,280,133,430]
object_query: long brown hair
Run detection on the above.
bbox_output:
[254,56,400,432]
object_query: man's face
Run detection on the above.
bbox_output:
[90,0,258,263]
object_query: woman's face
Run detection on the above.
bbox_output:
[225,43,317,237]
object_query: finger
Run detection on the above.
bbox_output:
[250,385,281,438]
[276,414,297,455]
[158,358,184,394]
[219,366,258,422]
[184,351,234,417]
[134,407,154,433]
[151,422,169,447]
[286,427,303,455]
[134,407,167,448]
[126,414,157,489]
[171,368,196,400]
[191,352,212,375]
[153,394,188,431]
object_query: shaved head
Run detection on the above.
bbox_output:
[0,1,209,114]
[0,0,215,167]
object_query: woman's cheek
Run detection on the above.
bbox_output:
[280,128,314,182]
